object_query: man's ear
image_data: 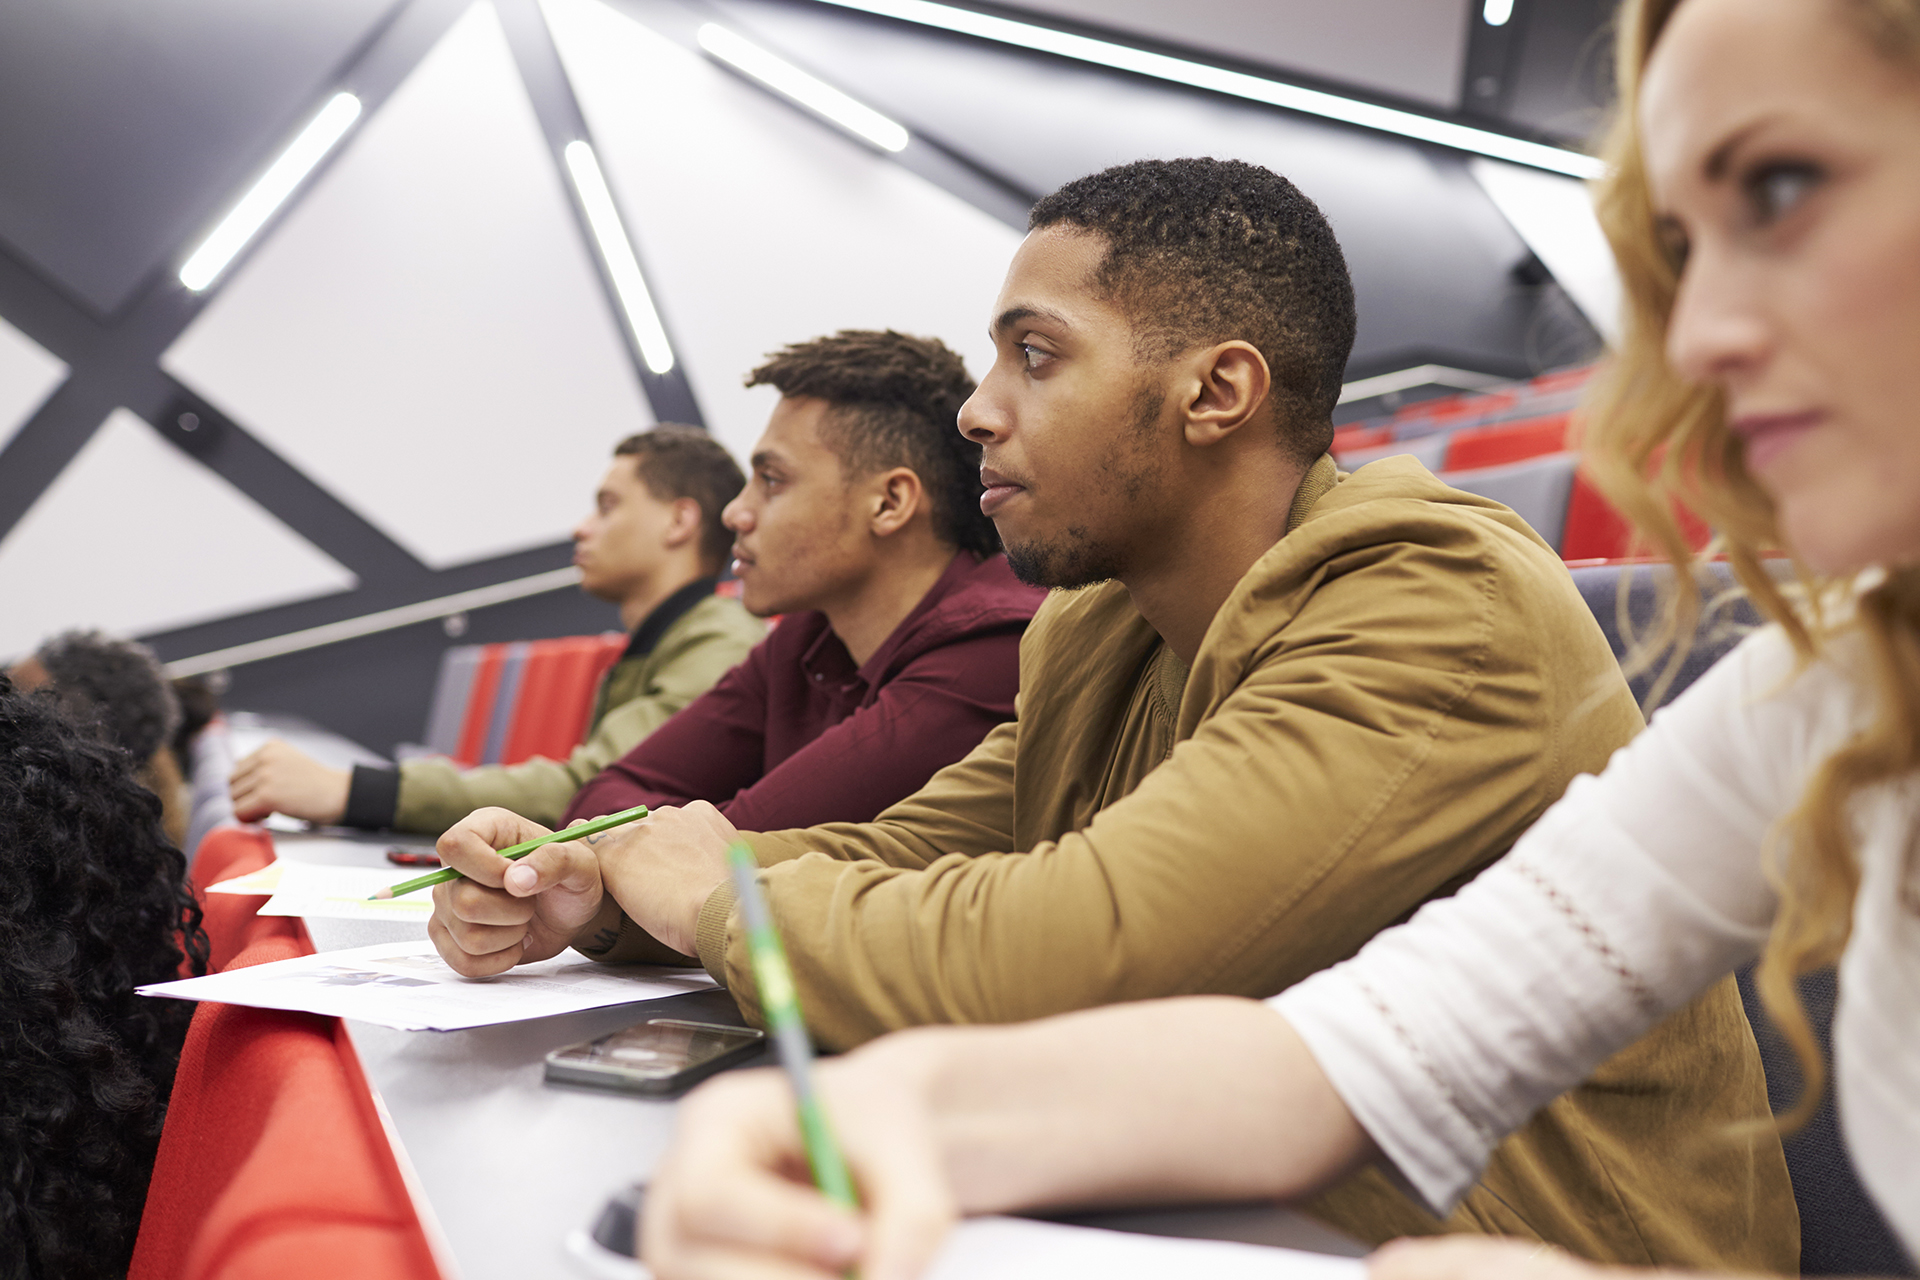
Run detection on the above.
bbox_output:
[1181,341,1272,447]
[867,467,926,539]
[661,496,704,549]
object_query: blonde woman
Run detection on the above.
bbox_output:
[639,0,1920,1274]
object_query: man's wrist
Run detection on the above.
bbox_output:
[572,895,628,958]
[342,764,400,829]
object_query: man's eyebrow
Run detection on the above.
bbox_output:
[991,304,1071,338]
[749,449,782,470]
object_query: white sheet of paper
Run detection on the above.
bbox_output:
[923,1217,1365,1280]
[136,939,716,1031]
[256,862,435,920]
[205,861,285,895]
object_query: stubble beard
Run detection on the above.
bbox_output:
[1002,378,1165,590]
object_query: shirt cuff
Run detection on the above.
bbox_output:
[694,880,736,989]
[582,910,699,967]
[342,764,401,830]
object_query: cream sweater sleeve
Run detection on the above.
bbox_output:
[1272,626,1861,1215]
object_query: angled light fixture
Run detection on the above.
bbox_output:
[805,0,1603,179]
[697,23,909,152]
[563,140,676,375]
[180,92,362,292]
[1483,0,1517,26]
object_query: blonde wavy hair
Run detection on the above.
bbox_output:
[1585,0,1920,1127]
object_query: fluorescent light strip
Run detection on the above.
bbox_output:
[698,23,909,152]
[563,141,676,374]
[180,92,362,292]
[1483,0,1516,27]
[807,0,1604,180]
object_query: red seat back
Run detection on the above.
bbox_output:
[130,936,438,1280]
[1561,470,1712,560]
[188,827,291,976]
[1331,422,1393,461]
[499,634,628,765]
[1442,413,1572,471]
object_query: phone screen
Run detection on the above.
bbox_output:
[544,1019,765,1095]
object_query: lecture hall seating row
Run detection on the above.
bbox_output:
[138,558,1908,1277]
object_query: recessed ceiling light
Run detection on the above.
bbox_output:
[181,93,363,292]
[697,23,910,153]
[563,141,676,375]
[807,0,1602,179]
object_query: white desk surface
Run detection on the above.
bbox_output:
[274,829,1364,1279]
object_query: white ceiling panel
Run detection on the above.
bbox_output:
[0,409,357,660]
[1000,0,1473,111]
[162,1,653,569]
[541,0,1022,462]
[0,313,66,455]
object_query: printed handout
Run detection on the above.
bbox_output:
[924,1217,1365,1279]
[137,939,717,1031]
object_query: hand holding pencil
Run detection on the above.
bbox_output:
[423,806,631,978]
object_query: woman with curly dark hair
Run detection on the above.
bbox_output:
[0,673,209,1280]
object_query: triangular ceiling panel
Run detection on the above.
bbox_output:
[0,409,357,660]
[162,1,653,570]
[0,313,66,456]
[540,0,1023,461]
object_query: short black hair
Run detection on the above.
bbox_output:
[747,330,999,557]
[33,630,181,763]
[1028,157,1357,463]
[613,425,747,576]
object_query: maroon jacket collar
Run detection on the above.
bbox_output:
[796,552,1046,696]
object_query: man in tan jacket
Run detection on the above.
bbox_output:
[426,160,1793,1269]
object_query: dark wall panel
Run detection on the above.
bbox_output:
[214,583,624,757]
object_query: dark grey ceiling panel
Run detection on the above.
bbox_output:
[1501,0,1616,144]
[0,0,402,315]
[705,0,1600,380]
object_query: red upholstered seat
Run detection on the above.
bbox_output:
[1560,470,1713,561]
[1331,422,1393,461]
[187,827,300,976]
[1442,413,1572,471]
[499,634,628,765]
[451,644,510,767]
[131,934,440,1280]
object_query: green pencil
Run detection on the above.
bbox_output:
[369,804,651,899]
[727,841,860,1211]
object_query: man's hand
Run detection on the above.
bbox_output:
[427,808,613,976]
[589,800,741,958]
[644,1035,959,1280]
[230,739,350,824]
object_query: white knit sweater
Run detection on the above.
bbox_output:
[1274,624,1919,1258]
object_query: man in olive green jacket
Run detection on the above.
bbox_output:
[230,426,763,834]
[426,161,1791,1270]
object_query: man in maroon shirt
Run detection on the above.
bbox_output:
[560,329,1045,838]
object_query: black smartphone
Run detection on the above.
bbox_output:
[385,848,440,867]
[544,1019,766,1096]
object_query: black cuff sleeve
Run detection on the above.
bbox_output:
[342,764,401,830]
